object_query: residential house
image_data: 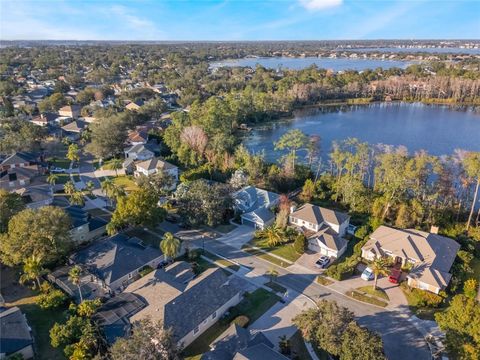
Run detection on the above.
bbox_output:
[58,104,82,119]
[202,323,286,360]
[0,307,34,359]
[289,204,350,258]
[125,99,144,111]
[65,205,108,244]
[232,186,280,229]
[15,185,53,209]
[61,119,87,141]
[0,152,43,190]
[133,157,178,189]
[70,233,164,294]
[126,129,148,146]
[96,262,246,348]
[124,143,155,161]
[30,112,59,126]
[361,226,461,294]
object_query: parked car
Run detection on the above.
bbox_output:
[347,224,358,236]
[388,268,402,284]
[361,267,374,281]
[315,256,330,269]
[50,167,66,173]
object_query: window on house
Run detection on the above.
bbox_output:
[193,326,199,334]
[212,312,217,319]
[128,273,133,279]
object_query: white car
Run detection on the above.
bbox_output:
[315,256,330,269]
[361,267,374,281]
[50,167,66,173]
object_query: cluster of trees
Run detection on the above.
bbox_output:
[0,118,47,153]
[300,138,480,236]
[293,300,386,360]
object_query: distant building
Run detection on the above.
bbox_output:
[0,307,34,359]
[58,104,82,119]
[232,186,280,229]
[133,157,178,189]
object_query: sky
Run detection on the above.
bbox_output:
[0,0,479,41]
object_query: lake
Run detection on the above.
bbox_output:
[242,102,480,164]
[211,57,413,71]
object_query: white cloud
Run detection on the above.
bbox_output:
[299,0,343,11]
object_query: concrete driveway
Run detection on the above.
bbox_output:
[216,225,255,249]
[289,251,324,274]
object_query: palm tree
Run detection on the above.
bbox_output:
[70,190,85,206]
[64,180,76,197]
[266,268,279,283]
[85,181,95,197]
[160,232,181,260]
[258,226,284,247]
[69,265,83,302]
[110,158,123,177]
[370,257,389,290]
[19,255,46,290]
[47,173,59,187]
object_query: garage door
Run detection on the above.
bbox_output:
[242,218,257,228]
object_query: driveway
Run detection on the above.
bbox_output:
[248,291,315,350]
[216,225,254,249]
[288,251,324,274]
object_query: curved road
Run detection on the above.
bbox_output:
[194,235,431,360]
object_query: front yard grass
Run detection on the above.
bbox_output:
[399,282,446,320]
[47,157,70,169]
[182,289,280,358]
[242,246,290,268]
[316,275,334,286]
[112,175,138,192]
[249,236,301,263]
[356,286,390,300]
[203,251,240,272]
[265,281,287,294]
[346,290,388,307]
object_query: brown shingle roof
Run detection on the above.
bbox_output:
[290,203,349,226]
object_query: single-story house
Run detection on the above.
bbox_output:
[126,130,148,146]
[70,233,164,294]
[361,226,461,294]
[125,99,144,111]
[232,186,280,230]
[133,157,178,189]
[65,205,108,244]
[58,104,82,119]
[61,119,87,141]
[30,112,59,126]
[15,185,53,209]
[124,144,155,161]
[289,203,350,258]
[202,323,284,360]
[108,262,246,349]
[0,307,34,359]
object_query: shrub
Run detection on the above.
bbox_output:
[139,265,153,277]
[464,278,478,299]
[232,315,250,328]
[188,249,201,261]
[37,284,68,310]
[404,285,444,308]
[293,233,307,254]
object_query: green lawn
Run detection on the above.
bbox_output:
[19,302,68,360]
[203,251,240,272]
[242,246,290,267]
[125,227,163,247]
[265,281,287,293]
[54,173,71,185]
[183,289,280,358]
[47,158,70,169]
[356,286,390,300]
[399,283,445,320]
[249,236,301,263]
[346,290,388,307]
[317,275,334,286]
[112,175,139,192]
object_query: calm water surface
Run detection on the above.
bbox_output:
[242,103,480,163]
[349,47,480,55]
[211,57,413,71]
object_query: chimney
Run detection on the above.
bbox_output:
[430,226,439,234]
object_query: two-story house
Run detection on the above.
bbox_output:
[289,203,350,258]
[0,152,43,190]
[361,226,461,294]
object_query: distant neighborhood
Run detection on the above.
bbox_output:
[0,40,479,360]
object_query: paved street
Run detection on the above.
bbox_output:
[193,235,431,360]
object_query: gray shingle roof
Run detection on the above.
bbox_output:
[71,233,163,286]
[291,203,350,226]
[0,307,33,356]
[164,268,245,342]
[234,343,289,360]
[1,152,37,166]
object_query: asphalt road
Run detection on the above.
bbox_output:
[193,235,431,360]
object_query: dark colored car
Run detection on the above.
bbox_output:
[388,268,402,284]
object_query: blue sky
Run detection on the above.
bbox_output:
[1,0,479,40]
